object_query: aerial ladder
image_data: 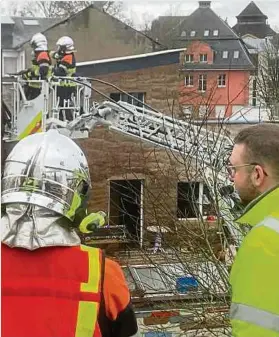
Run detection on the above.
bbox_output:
[2,76,244,248]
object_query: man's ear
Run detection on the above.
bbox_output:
[252,165,265,187]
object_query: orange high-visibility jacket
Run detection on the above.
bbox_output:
[2,243,138,337]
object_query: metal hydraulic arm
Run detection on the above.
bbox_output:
[2,76,244,246]
[65,98,243,246]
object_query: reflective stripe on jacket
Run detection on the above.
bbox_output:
[2,244,103,337]
[27,51,52,88]
[56,53,76,87]
[230,185,279,337]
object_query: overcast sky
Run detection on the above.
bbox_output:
[123,1,279,31]
[1,1,278,32]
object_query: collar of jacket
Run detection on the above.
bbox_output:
[236,184,279,226]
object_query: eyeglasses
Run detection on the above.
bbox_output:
[226,162,268,178]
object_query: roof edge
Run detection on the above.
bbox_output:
[77,48,185,67]
[15,4,166,50]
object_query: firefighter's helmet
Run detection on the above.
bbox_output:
[56,36,75,54]
[30,33,48,51]
[1,129,91,222]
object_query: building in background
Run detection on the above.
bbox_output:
[1,5,163,77]
[232,1,276,39]
[1,16,59,75]
[153,1,255,118]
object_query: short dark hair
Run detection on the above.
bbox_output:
[234,124,279,180]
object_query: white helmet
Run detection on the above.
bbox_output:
[1,130,91,250]
[30,33,48,51]
[56,36,75,53]
[2,129,91,221]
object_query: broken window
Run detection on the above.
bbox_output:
[177,182,199,218]
[177,182,214,219]
[109,179,143,245]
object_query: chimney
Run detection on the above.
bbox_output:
[199,1,211,8]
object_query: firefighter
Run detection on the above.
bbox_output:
[228,124,279,337]
[23,33,51,100]
[52,36,77,121]
[1,130,138,337]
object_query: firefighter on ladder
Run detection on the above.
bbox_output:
[51,36,77,121]
[1,130,138,337]
[23,33,51,100]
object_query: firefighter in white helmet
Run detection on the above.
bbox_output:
[23,33,52,100]
[52,36,77,121]
[1,130,138,337]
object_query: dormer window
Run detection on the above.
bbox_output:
[222,51,228,59]
[233,50,240,58]
[185,54,194,63]
[200,54,208,62]
[181,31,186,37]
[190,30,196,37]
[204,30,209,36]
[213,29,219,36]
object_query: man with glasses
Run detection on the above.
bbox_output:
[228,124,279,337]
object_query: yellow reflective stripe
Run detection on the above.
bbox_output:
[75,246,100,337]
[17,111,42,140]
[66,192,81,220]
[75,302,98,337]
[80,245,100,294]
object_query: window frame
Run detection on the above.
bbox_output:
[198,74,207,92]
[109,92,145,107]
[177,181,213,219]
[184,74,194,87]
[185,54,194,63]
[233,50,240,59]
[213,29,219,36]
[2,50,23,76]
[217,74,226,87]
[204,29,210,37]
[3,56,18,75]
[199,54,208,63]
[222,51,228,59]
